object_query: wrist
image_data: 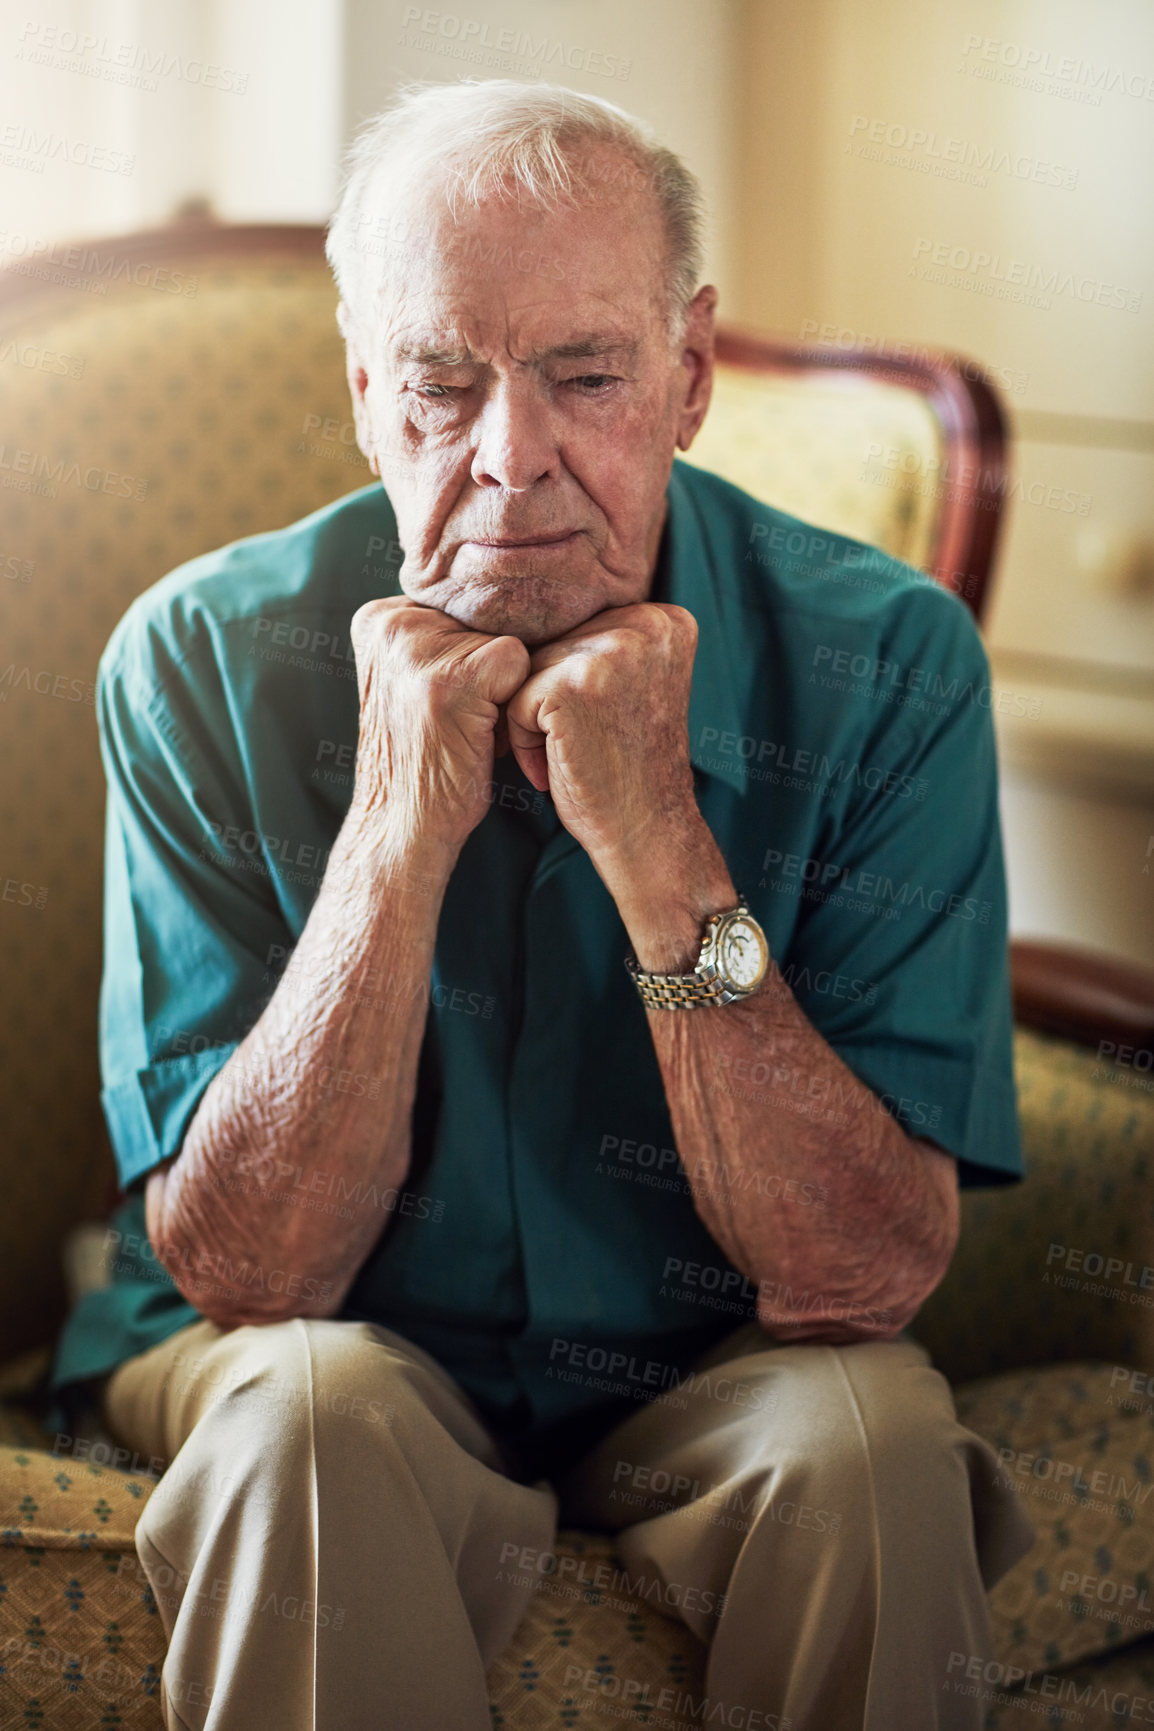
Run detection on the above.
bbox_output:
[335,800,460,898]
[603,813,738,974]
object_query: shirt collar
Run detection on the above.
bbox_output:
[652,461,749,797]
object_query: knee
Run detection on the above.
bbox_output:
[827,1339,960,1465]
[165,1318,464,1462]
[152,1319,394,1486]
[135,1325,377,1547]
[742,1339,960,1488]
[292,1318,404,1432]
[157,1319,304,1445]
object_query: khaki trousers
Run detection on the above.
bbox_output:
[101,1316,1034,1731]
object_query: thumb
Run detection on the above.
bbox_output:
[507,721,550,793]
[505,685,550,793]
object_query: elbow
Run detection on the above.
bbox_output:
[160,1248,346,1330]
[170,1242,346,1327]
[146,1169,346,1329]
[835,1155,962,1339]
[751,1208,961,1346]
[894,1158,962,1323]
[894,1140,963,1320]
[912,1209,961,1315]
[754,1291,907,1345]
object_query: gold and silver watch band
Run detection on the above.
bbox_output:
[623,957,730,1009]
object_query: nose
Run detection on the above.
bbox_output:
[470,376,560,493]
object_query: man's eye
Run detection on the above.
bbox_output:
[418,383,456,398]
[568,374,616,391]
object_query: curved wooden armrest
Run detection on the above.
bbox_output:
[1010,937,1154,1052]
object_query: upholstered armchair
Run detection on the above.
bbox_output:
[2,219,1154,1729]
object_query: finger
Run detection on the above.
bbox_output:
[506,711,550,793]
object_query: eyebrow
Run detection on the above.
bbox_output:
[394,342,479,366]
[535,336,640,365]
[392,334,640,367]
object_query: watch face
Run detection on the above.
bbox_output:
[718,916,766,989]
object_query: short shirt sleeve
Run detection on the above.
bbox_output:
[771,594,1021,1189]
[97,610,291,1191]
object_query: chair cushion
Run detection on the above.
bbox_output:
[486,1530,707,1729]
[0,1441,164,1725]
[958,1364,1154,1676]
[913,1028,1154,1385]
[972,1634,1154,1729]
[0,1441,156,1547]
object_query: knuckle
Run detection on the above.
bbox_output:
[659,603,695,643]
[350,596,404,656]
[351,594,399,628]
[565,655,602,695]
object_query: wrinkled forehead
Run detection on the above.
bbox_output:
[349,150,672,353]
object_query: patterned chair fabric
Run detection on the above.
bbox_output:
[914,1032,1154,1384]
[680,362,944,575]
[2,226,1152,1725]
[0,250,369,1365]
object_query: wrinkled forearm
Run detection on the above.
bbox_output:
[603,816,960,1341]
[145,816,458,1327]
[649,965,960,1339]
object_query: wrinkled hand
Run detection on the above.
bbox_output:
[348,595,530,857]
[504,602,701,872]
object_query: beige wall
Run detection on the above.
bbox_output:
[731,0,1154,656]
[732,0,1152,411]
[730,0,1154,960]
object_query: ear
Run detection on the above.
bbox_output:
[675,284,718,453]
[338,301,380,476]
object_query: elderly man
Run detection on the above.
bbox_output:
[51,79,1033,1731]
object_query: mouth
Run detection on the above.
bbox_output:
[466,530,581,549]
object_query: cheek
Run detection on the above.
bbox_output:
[387,448,473,553]
[574,403,673,527]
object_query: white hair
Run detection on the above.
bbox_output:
[325,79,705,343]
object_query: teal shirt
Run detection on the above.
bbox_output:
[51,460,1022,1455]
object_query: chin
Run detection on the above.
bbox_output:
[442,570,602,646]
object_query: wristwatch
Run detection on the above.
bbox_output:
[624,898,770,1008]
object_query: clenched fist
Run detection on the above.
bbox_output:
[347,595,530,858]
[503,601,701,873]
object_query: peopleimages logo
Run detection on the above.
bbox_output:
[16,21,250,92]
[0,232,197,294]
[0,121,135,174]
[398,7,632,79]
[911,237,1142,313]
[758,848,991,925]
[944,1652,1154,1719]
[809,643,1043,720]
[798,320,1030,396]
[696,726,928,800]
[958,33,1154,104]
[847,115,1079,190]
[0,445,148,500]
